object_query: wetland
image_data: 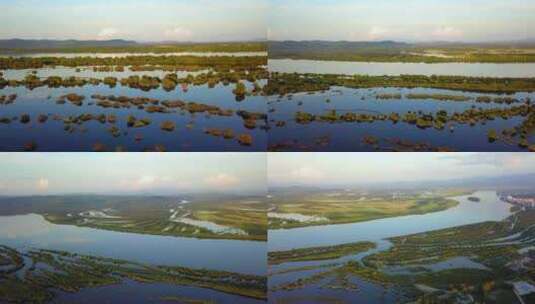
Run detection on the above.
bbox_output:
[267,72,535,151]
[0,194,267,303]
[268,190,535,304]
[0,52,267,152]
[266,42,535,151]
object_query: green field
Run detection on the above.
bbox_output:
[0,195,267,241]
[269,189,468,229]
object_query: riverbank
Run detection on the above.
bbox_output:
[269,206,534,303]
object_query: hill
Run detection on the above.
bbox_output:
[0,39,138,50]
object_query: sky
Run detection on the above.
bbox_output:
[269,0,534,42]
[268,153,535,187]
[2,0,530,43]
[0,153,266,196]
[2,153,534,195]
[0,0,267,42]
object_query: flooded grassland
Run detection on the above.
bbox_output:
[0,55,268,152]
[267,70,535,152]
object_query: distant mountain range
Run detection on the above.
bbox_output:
[0,39,139,50]
[270,173,535,193]
[0,39,268,50]
[269,40,410,56]
[268,40,535,58]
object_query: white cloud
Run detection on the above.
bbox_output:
[138,175,157,185]
[36,178,49,191]
[119,176,158,189]
[97,27,119,39]
[117,175,193,193]
[431,26,463,40]
[164,27,193,41]
[368,26,390,40]
[290,166,324,181]
[205,173,239,188]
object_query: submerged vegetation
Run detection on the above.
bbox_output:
[0,65,267,150]
[0,92,264,151]
[287,103,535,150]
[267,72,535,151]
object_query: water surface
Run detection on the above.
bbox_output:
[0,81,267,151]
[268,87,532,151]
[1,66,210,80]
[0,213,266,275]
[269,59,535,77]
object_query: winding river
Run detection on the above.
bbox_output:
[0,213,266,275]
[269,191,512,251]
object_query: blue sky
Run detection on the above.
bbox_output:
[0,0,267,41]
[268,153,535,187]
[0,153,266,195]
[269,0,533,42]
[2,0,530,42]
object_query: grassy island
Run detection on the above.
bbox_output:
[268,241,376,265]
[0,195,267,241]
[269,190,463,229]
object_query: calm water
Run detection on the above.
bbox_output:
[0,81,267,151]
[269,59,535,77]
[0,213,266,275]
[1,51,268,58]
[55,279,264,304]
[1,66,210,80]
[269,191,512,251]
[268,87,532,151]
